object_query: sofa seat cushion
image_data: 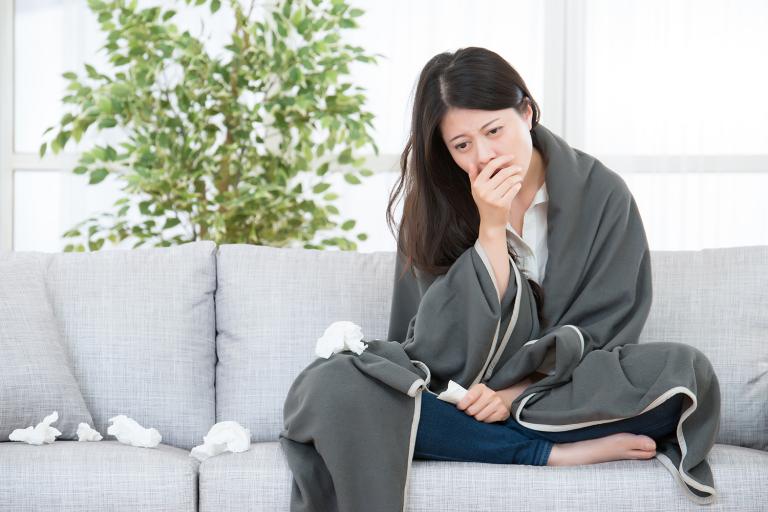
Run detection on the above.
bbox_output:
[0,440,199,510]
[199,442,292,511]
[199,442,767,511]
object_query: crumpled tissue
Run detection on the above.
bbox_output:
[315,320,368,359]
[108,415,162,448]
[9,411,62,445]
[77,423,103,441]
[190,421,251,462]
[436,380,469,405]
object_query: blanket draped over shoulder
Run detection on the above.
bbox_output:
[279,124,721,512]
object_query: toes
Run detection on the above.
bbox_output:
[636,435,656,451]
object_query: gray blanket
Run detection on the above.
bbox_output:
[279,124,720,511]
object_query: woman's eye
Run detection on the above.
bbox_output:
[454,127,501,151]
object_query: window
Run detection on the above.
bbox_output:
[575,0,768,249]
[2,0,766,252]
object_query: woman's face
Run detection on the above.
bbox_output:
[439,105,534,180]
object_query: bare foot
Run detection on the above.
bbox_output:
[546,433,657,466]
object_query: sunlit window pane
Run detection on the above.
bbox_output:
[625,172,768,249]
[345,0,546,156]
[583,0,768,155]
[13,170,62,251]
[14,0,99,154]
[14,168,124,252]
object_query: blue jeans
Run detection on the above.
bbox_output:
[413,390,684,466]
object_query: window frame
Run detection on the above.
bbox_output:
[1,0,13,251]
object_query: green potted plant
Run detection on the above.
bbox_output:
[40,0,381,251]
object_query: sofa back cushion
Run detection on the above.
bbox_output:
[0,256,94,441]
[217,243,767,451]
[214,244,395,442]
[641,246,768,451]
[41,241,217,450]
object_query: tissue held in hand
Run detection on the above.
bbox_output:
[108,415,162,448]
[315,320,368,359]
[436,380,469,405]
[9,411,62,445]
[190,421,251,462]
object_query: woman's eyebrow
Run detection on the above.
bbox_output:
[449,118,500,142]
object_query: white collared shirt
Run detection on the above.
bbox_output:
[505,182,549,285]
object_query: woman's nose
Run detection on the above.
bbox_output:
[476,140,497,171]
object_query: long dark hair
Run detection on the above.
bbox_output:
[386,46,546,322]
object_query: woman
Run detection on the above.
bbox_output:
[280,47,720,512]
[387,46,685,468]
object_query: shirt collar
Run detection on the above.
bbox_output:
[504,182,549,238]
[532,181,549,207]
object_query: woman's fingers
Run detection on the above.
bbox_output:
[475,397,508,423]
[466,387,498,416]
[468,154,524,228]
[466,391,493,416]
[472,154,516,185]
[458,383,489,410]
[492,173,523,200]
[499,180,523,201]
[458,384,510,422]
[488,165,523,189]
[475,400,499,422]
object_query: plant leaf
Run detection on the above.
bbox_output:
[89,168,109,184]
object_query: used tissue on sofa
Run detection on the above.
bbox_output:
[77,422,103,441]
[108,415,162,448]
[315,320,367,359]
[9,411,62,445]
[190,421,251,461]
[436,380,469,405]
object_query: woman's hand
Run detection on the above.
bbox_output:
[495,377,535,411]
[467,154,524,230]
[456,383,511,423]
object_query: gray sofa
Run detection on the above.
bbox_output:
[0,241,766,511]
